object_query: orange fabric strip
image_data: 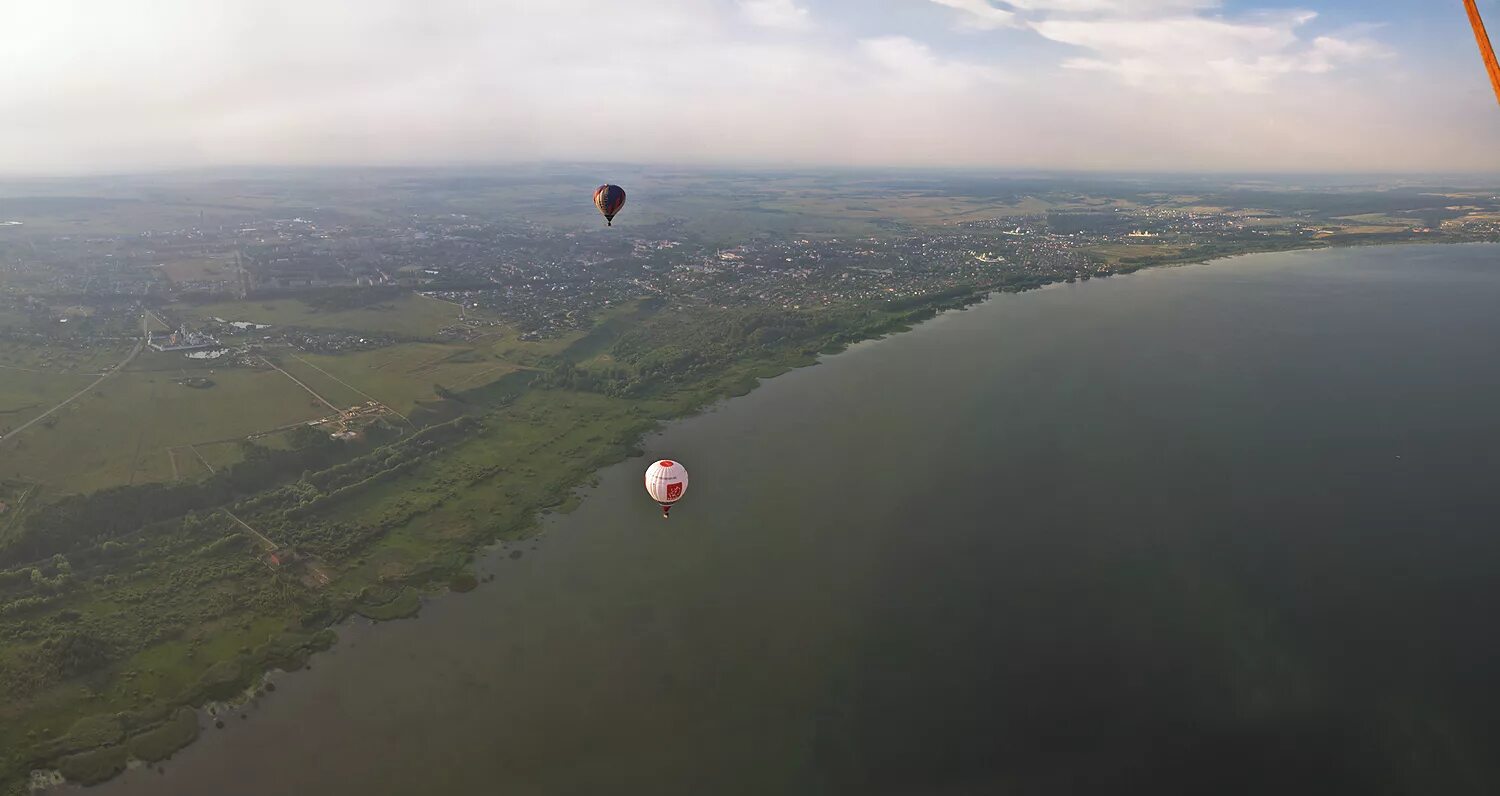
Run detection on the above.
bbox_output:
[1466,0,1500,107]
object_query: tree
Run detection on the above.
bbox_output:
[35,626,116,678]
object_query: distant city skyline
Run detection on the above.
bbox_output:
[4,0,1499,175]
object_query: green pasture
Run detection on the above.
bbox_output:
[0,341,130,373]
[0,372,95,437]
[173,293,465,339]
[289,344,525,414]
[0,366,328,492]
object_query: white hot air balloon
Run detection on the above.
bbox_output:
[644,459,689,518]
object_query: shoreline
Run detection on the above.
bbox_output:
[11,236,1498,794]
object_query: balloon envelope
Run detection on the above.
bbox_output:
[644,459,689,506]
[594,184,627,225]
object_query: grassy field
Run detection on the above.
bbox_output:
[158,257,236,283]
[756,193,1049,228]
[0,298,558,493]
[173,293,467,339]
[288,344,525,414]
[142,313,173,334]
[1334,213,1416,226]
[1325,226,1410,236]
[321,389,656,591]
[1086,242,1191,265]
[0,371,96,437]
[0,363,329,492]
[0,341,130,373]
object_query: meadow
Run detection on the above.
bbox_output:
[0,294,570,497]
[286,345,525,415]
[0,341,130,374]
[0,362,327,492]
[0,371,96,438]
[173,293,468,339]
[157,257,236,284]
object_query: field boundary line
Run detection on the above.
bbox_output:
[260,355,342,415]
[286,353,412,427]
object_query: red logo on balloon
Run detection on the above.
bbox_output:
[660,461,674,468]
[666,483,683,501]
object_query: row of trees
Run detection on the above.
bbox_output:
[237,417,479,522]
[531,297,998,402]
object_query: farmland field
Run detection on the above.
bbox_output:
[173,294,468,339]
[0,294,554,494]
[157,257,236,283]
[1085,242,1190,264]
[0,371,96,436]
[0,363,329,492]
[288,344,525,414]
[0,341,131,373]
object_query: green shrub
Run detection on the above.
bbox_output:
[355,586,421,621]
[126,708,199,763]
[56,745,127,786]
[44,714,123,757]
[189,660,246,703]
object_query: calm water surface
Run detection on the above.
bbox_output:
[84,245,1500,795]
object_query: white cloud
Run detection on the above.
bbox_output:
[1036,12,1384,92]
[930,0,1216,28]
[1004,0,1218,13]
[0,0,1488,174]
[740,0,813,31]
[859,36,1008,88]
[930,0,1384,94]
[928,0,1019,30]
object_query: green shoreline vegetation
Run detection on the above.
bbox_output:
[0,233,1493,793]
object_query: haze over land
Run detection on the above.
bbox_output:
[4,0,1500,174]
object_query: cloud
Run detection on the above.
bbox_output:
[858,36,1008,90]
[739,0,812,31]
[928,0,1019,30]
[1037,12,1385,93]
[1004,0,1218,13]
[930,0,1216,29]
[0,0,1490,175]
[930,0,1384,94]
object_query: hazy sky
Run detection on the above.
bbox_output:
[4,0,1499,174]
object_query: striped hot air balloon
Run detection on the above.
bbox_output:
[644,459,689,518]
[594,184,627,226]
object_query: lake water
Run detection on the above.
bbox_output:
[82,244,1500,795]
